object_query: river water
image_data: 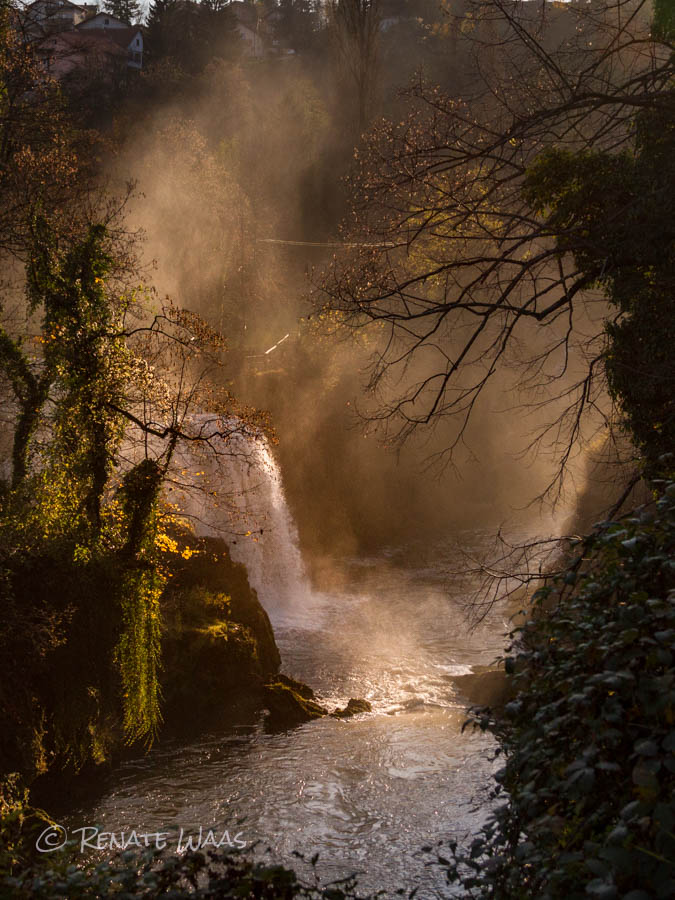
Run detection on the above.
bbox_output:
[65,537,509,898]
[61,439,523,896]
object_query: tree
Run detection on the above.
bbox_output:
[275,0,318,53]
[328,0,382,134]
[197,0,242,65]
[145,0,242,70]
[523,111,675,479]
[320,0,674,494]
[103,0,141,25]
[145,0,179,59]
[0,13,80,258]
[0,212,269,759]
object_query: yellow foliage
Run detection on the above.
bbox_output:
[155,532,178,554]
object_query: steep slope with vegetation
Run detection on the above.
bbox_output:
[1,0,674,897]
[0,3,282,799]
[318,0,675,897]
[446,476,675,898]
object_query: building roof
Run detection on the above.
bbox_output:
[78,11,131,28]
[77,25,141,49]
[26,0,82,10]
[41,29,127,55]
[20,0,98,35]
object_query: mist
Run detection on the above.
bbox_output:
[103,39,602,566]
[4,2,666,896]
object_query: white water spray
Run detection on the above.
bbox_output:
[169,415,312,621]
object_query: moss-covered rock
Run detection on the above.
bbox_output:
[263,680,328,730]
[273,672,318,700]
[160,536,282,730]
[262,685,373,729]
[330,698,372,718]
[162,536,280,670]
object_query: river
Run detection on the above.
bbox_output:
[64,537,509,898]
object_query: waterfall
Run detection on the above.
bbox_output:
[213,437,312,618]
[168,415,312,621]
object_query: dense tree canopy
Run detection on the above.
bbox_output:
[103,0,141,25]
[145,0,242,70]
[0,15,267,772]
[320,0,674,490]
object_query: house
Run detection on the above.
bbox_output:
[38,28,128,81]
[19,2,144,75]
[21,0,97,36]
[77,16,143,70]
[236,21,264,58]
[230,1,268,58]
[77,10,132,31]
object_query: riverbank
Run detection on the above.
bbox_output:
[2,542,505,897]
[446,478,675,898]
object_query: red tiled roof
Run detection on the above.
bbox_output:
[72,25,141,50]
[95,26,141,49]
[41,29,127,57]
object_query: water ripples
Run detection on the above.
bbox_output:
[67,551,505,897]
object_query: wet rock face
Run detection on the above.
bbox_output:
[160,537,282,730]
[163,536,280,671]
[263,680,328,730]
[450,667,512,709]
[162,622,267,729]
[330,698,372,718]
[262,677,373,730]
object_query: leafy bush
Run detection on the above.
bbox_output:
[444,479,675,899]
[0,775,54,879]
[1,846,382,899]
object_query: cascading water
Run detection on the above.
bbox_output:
[168,414,312,623]
[72,412,523,895]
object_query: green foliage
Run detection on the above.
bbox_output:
[0,223,165,771]
[523,103,675,478]
[653,0,675,41]
[26,219,129,538]
[120,458,165,557]
[1,846,376,899]
[444,477,675,898]
[116,567,164,744]
[145,0,242,72]
[0,322,51,488]
[0,775,53,879]
[103,0,141,25]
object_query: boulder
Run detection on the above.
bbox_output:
[160,536,283,730]
[263,679,328,730]
[330,698,372,718]
[450,667,512,709]
[274,672,317,701]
